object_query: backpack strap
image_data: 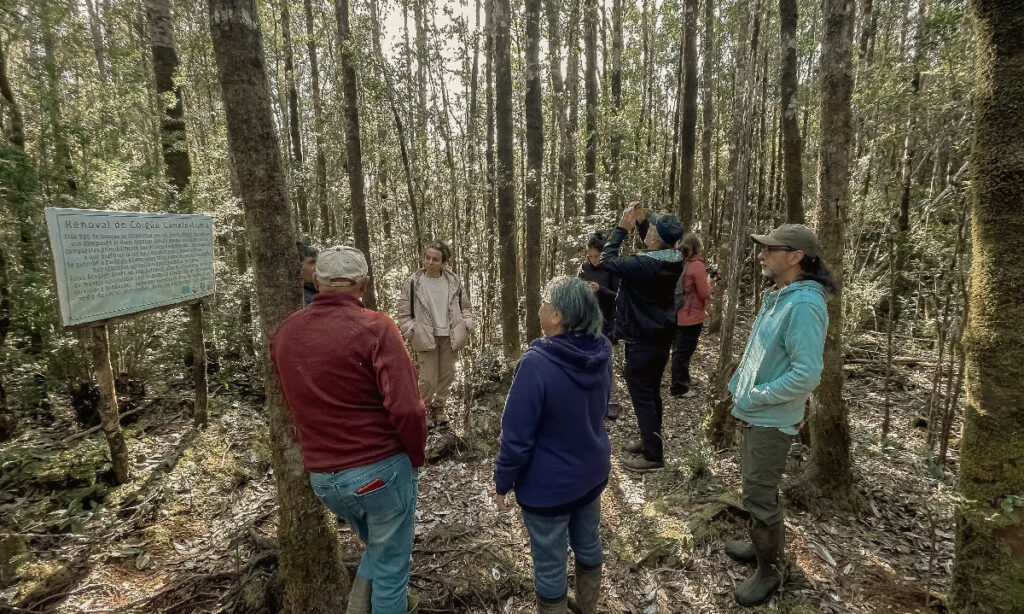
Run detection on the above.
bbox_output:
[410,279,415,319]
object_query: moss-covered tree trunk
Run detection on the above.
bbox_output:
[524,0,543,343]
[303,0,331,239]
[562,0,581,218]
[949,1,1024,610]
[495,0,521,357]
[802,0,858,509]
[779,0,803,224]
[582,0,598,215]
[145,0,191,194]
[207,1,349,610]
[335,0,376,310]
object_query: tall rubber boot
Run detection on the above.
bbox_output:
[724,539,756,565]
[345,575,371,614]
[536,591,568,614]
[733,522,787,607]
[574,561,602,614]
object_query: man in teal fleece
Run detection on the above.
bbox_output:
[724,224,832,607]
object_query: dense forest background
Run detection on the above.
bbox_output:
[1,0,1021,611]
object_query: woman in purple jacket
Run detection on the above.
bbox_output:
[494,276,612,614]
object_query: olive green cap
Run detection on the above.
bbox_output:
[750,224,821,259]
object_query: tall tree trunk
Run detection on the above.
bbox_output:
[84,0,108,84]
[562,0,581,218]
[335,0,377,310]
[949,1,1024,609]
[495,0,521,356]
[779,0,804,223]
[145,0,192,193]
[0,246,12,441]
[305,0,332,238]
[678,0,698,228]
[41,5,77,195]
[524,0,543,342]
[207,2,349,610]
[803,0,858,509]
[583,0,598,215]
[705,0,760,448]
[484,0,497,342]
[608,0,622,209]
[545,0,566,218]
[0,34,25,152]
[699,0,714,216]
[281,0,310,235]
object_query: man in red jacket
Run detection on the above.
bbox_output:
[270,245,426,614]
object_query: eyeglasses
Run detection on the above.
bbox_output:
[760,245,795,253]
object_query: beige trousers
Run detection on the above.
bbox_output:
[415,335,456,420]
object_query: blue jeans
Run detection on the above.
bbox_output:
[310,454,418,614]
[520,497,603,599]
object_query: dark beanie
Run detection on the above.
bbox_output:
[651,214,684,246]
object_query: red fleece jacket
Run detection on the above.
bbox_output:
[270,292,427,471]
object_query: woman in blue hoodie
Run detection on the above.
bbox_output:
[494,276,612,614]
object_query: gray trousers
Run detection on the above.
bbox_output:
[740,424,794,527]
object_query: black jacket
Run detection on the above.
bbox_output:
[578,260,619,338]
[600,225,683,345]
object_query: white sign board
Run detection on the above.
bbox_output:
[45,208,216,326]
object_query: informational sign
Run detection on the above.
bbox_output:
[45,208,216,326]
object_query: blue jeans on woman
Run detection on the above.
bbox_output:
[310,453,418,614]
[520,497,603,599]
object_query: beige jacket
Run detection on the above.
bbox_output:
[396,269,476,352]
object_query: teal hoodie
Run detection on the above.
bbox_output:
[729,280,828,432]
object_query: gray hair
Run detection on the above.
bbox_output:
[541,276,604,338]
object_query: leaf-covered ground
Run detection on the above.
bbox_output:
[0,323,959,613]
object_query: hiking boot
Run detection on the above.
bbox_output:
[622,456,665,473]
[574,561,601,614]
[623,440,644,455]
[670,388,696,399]
[537,592,568,614]
[345,575,371,614]
[606,403,621,419]
[734,522,787,607]
[724,539,757,565]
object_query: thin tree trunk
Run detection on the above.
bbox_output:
[678,0,698,228]
[779,0,804,223]
[608,0,622,209]
[706,0,760,448]
[700,0,714,217]
[335,0,377,310]
[305,0,331,239]
[84,0,108,83]
[803,0,858,509]
[484,0,497,342]
[207,2,349,610]
[495,0,521,356]
[145,0,192,193]
[583,0,598,214]
[92,324,130,484]
[524,0,543,342]
[563,0,581,218]
[282,0,310,235]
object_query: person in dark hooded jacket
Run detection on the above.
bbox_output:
[600,203,685,472]
[494,276,611,614]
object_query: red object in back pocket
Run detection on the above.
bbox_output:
[356,478,386,495]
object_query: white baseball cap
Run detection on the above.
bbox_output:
[315,246,368,286]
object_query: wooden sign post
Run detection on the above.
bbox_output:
[45,208,216,484]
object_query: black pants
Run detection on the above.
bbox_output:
[624,341,671,462]
[670,323,704,394]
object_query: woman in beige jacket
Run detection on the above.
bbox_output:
[396,241,476,426]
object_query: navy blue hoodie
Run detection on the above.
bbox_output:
[494,333,612,508]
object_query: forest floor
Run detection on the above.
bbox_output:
[0,319,961,614]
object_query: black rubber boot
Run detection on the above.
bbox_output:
[574,561,601,614]
[724,539,756,565]
[536,591,568,614]
[733,522,787,607]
